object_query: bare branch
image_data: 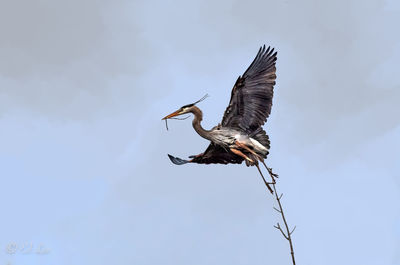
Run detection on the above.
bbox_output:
[264,165,296,265]
[274,222,289,240]
[290,226,297,235]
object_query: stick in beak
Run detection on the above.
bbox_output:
[162,110,182,120]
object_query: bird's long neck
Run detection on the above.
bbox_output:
[190,106,212,140]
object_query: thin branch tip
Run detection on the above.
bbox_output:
[264,164,296,264]
[290,226,296,235]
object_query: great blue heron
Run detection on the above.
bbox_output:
[162,45,277,193]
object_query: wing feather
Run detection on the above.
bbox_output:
[221,45,277,134]
[168,143,243,165]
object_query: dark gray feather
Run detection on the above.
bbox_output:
[221,45,277,134]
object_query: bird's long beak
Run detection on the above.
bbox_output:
[162,110,182,120]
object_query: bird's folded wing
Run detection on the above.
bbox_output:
[168,143,243,165]
[221,45,277,134]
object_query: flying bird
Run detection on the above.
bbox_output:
[162,45,277,193]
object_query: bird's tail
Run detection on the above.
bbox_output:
[250,127,270,158]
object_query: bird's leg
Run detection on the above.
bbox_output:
[255,163,274,194]
[234,140,263,161]
[230,148,254,164]
[231,147,273,194]
[235,140,278,182]
[234,140,278,186]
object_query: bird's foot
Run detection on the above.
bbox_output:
[261,161,279,179]
[267,167,279,178]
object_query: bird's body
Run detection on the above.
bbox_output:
[212,128,270,162]
[188,105,269,163]
[163,45,277,192]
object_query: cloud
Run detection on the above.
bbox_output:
[0,0,162,120]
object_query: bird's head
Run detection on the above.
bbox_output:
[162,104,193,120]
[162,94,208,120]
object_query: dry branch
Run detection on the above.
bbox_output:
[266,167,296,265]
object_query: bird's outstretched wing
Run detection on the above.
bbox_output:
[168,143,243,165]
[221,45,277,134]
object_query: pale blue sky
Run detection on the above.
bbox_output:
[0,0,399,264]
